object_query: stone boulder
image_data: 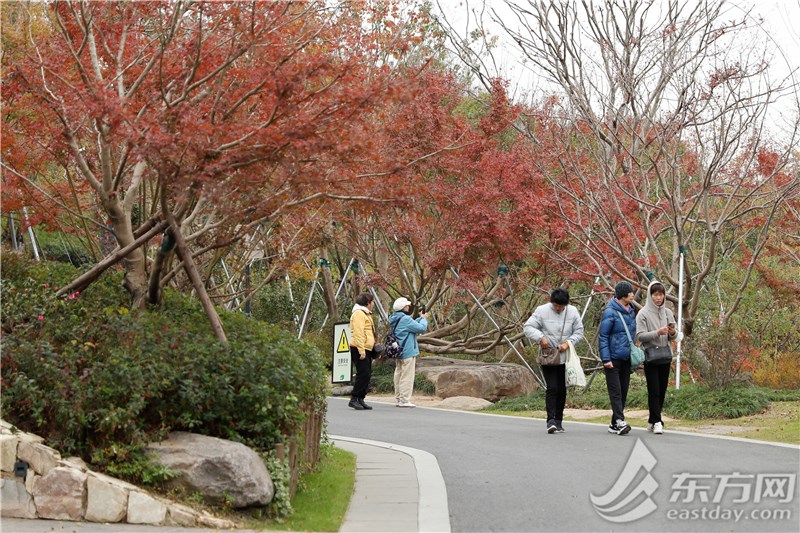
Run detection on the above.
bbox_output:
[31,466,86,520]
[147,432,274,508]
[416,357,537,401]
[435,396,494,410]
[1,478,37,518]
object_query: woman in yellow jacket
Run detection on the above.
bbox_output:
[349,293,376,410]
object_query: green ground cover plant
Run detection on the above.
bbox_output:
[1,253,327,501]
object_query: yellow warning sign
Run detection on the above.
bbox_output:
[337,330,350,352]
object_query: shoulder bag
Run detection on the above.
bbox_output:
[616,311,645,368]
[536,311,568,366]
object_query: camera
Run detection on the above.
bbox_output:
[419,304,426,314]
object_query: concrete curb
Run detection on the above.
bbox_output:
[331,435,451,533]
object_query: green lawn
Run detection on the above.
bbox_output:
[254,443,356,532]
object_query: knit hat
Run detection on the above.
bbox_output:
[392,297,412,312]
[615,281,634,299]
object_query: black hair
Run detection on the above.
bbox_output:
[650,283,666,295]
[355,293,374,306]
[550,288,570,305]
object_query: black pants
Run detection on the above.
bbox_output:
[541,364,567,423]
[644,362,670,424]
[604,359,631,425]
[350,347,373,399]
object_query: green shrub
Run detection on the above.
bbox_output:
[262,450,293,520]
[663,384,770,420]
[1,253,327,485]
[763,388,800,401]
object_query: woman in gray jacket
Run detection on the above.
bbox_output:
[523,288,585,434]
[636,280,677,434]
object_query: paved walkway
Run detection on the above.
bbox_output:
[332,436,450,533]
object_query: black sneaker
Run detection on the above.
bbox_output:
[608,419,631,435]
[348,399,365,411]
[358,398,373,410]
[547,420,557,434]
[556,421,565,433]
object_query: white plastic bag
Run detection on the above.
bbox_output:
[565,341,586,388]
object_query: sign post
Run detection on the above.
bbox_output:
[332,322,353,384]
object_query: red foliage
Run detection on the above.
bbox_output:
[2,1,435,241]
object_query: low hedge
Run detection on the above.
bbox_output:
[0,253,327,483]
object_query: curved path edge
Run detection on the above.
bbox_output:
[330,434,451,533]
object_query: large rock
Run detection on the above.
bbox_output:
[18,441,60,476]
[0,478,37,518]
[435,396,494,410]
[0,435,18,472]
[31,466,86,520]
[127,491,167,524]
[85,474,128,523]
[416,357,537,401]
[166,502,201,527]
[147,432,274,508]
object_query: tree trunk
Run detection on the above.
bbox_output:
[57,219,168,298]
[169,215,228,344]
[319,246,338,320]
[105,200,149,308]
[147,228,175,306]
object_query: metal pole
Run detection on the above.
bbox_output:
[220,259,240,310]
[286,273,299,325]
[676,248,685,389]
[499,277,532,363]
[319,258,355,331]
[297,269,321,339]
[368,286,389,325]
[449,267,544,388]
[58,233,74,265]
[580,277,601,321]
[282,244,299,325]
[22,207,40,261]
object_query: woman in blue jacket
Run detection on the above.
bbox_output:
[388,297,428,408]
[598,281,637,435]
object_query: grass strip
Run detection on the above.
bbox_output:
[257,443,356,531]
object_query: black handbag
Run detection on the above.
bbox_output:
[644,345,672,365]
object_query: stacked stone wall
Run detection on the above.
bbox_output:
[0,420,234,529]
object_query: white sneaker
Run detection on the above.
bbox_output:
[647,423,654,432]
[397,402,416,408]
[653,422,664,434]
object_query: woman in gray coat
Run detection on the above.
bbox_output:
[635,280,677,434]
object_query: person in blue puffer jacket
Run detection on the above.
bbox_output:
[388,297,428,408]
[598,281,637,435]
